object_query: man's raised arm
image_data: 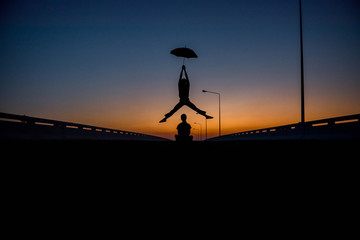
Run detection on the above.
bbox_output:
[182,65,189,81]
[179,66,184,80]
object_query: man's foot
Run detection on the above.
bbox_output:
[159,117,167,123]
[205,115,214,119]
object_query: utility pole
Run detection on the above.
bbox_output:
[300,0,305,123]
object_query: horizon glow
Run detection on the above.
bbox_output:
[1,0,359,140]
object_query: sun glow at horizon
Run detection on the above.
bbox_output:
[1,0,359,140]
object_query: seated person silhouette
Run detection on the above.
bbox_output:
[160,65,213,123]
[175,114,193,142]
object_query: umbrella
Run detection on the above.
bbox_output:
[170,47,198,58]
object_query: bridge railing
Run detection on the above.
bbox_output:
[208,113,360,141]
[0,112,168,141]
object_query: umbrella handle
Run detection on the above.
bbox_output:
[183,57,185,65]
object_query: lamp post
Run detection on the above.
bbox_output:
[194,122,202,141]
[202,90,221,136]
[192,128,199,141]
[205,117,207,140]
[299,0,305,123]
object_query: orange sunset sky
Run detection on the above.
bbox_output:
[1,0,359,140]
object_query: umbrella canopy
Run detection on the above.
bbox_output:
[170,47,198,58]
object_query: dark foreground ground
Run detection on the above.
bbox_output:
[3,140,358,179]
[3,139,358,159]
[3,139,358,201]
[2,139,358,235]
[3,139,358,196]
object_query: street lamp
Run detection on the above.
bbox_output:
[299,0,305,123]
[202,90,221,136]
[196,113,207,140]
[192,128,200,141]
[194,122,202,141]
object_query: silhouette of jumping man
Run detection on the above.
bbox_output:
[175,114,193,142]
[160,65,213,123]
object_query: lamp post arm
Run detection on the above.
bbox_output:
[204,90,220,95]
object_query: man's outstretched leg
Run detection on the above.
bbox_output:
[186,100,214,119]
[159,101,184,123]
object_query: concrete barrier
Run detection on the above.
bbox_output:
[208,114,360,141]
[0,112,169,141]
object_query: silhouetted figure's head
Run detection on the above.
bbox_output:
[181,114,187,122]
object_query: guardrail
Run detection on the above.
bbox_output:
[0,112,169,141]
[208,113,360,141]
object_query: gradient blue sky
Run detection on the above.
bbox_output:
[1,0,359,139]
